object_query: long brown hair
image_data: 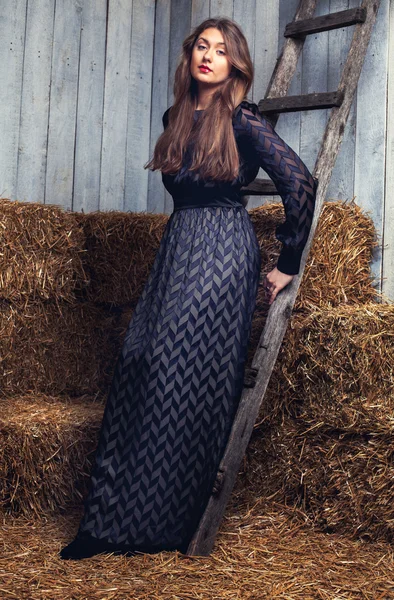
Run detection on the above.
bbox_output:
[144,17,254,182]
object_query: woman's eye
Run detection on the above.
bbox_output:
[197,44,225,55]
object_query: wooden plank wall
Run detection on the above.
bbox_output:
[0,0,391,299]
[384,1,394,302]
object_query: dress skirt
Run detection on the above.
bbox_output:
[60,205,261,558]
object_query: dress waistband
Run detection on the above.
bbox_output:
[172,196,246,212]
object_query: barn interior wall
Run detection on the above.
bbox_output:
[0,0,391,298]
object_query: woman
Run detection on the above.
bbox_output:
[60,16,317,560]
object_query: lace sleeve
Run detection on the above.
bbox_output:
[234,101,318,275]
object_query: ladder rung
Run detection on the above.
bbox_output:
[258,91,344,114]
[240,179,278,196]
[284,7,366,38]
[241,176,319,197]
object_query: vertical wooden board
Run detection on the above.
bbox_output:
[45,0,82,209]
[253,0,279,103]
[249,0,302,211]
[247,0,281,211]
[147,0,171,215]
[191,0,210,31]
[164,0,192,213]
[0,0,26,201]
[72,0,107,214]
[167,0,191,115]
[210,0,233,19]
[354,0,389,294]
[232,0,256,210]
[16,0,54,206]
[383,0,394,302]
[99,0,133,212]
[276,0,303,156]
[233,0,256,99]
[124,0,155,213]
[326,0,356,205]
[300,0,330,186]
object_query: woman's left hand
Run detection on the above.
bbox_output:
[264,267,295,305]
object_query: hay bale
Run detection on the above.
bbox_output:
[250,199,381,312]
[250,303,394,434]
[73,210,169,305]
[236,415,394,544]
[72,200,379,307]
[234,302,394,544]
[1,302,392,536]
[0,299,131,398]
[0,394,104,517]
[1,198,379,309]
[0,198,90,304]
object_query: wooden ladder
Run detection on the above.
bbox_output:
[186,0,382,556]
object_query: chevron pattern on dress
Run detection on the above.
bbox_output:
[74,206,261,553]
[233,100,317,256]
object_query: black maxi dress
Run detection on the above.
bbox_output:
[60,100,317,559]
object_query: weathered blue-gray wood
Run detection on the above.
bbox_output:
[233,0,256,98]
[210,0,233,20]
[0,0,29,202]
[354,0,389,293]
[383,0,394,302]
[0,0,392,297]
[45,0,82,210]
[301,0,330,192]
[99,0,134,212]
[247,0,281,211]
[73,0,106,214]
[326,0,357,208]
[16,0,55,207]
[248,0,300,211]
[191,0,210,31]
[124,0,155,213]
[147,0,172,214]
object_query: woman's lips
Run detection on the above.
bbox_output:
[199,66,212,73]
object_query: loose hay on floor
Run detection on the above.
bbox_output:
[1,497,393,600]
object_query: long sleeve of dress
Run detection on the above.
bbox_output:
[234,101,318,275]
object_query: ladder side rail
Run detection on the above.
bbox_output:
[186,0,382,556]
[265,0,318,109]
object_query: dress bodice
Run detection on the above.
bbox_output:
[161,100,318,275]
[161,104,261,210]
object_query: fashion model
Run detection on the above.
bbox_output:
[60,16,317,560]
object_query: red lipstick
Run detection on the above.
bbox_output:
[198,65,212,73]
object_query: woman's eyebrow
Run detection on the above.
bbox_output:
[198,37,226,47]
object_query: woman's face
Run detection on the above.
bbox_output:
[190,28,232,92]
